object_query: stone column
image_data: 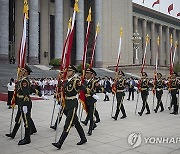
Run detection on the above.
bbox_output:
[142,19,147,52]
[166,27,170,66]
[29,0,39,64]
[159,24,163,66]
[76,0,84,65]
[95,0,103,67]
[151,22,156,65]
[0,0,9,63]
[55,0,63,58]
[178,31,180,63]
[134,16,138,32]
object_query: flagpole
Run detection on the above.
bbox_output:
[90,23,100,68]
[115,27,123,73]
[82,7,92,77]
[141,34,149,73]
[172,41,178,65]
[170,34,173,75]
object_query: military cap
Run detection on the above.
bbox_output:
[25,64,32,75]
[67,64,78,73]
[118,70,125,76]
[85,68,97,76]
[142,72,147,77]
[157,72,162,77]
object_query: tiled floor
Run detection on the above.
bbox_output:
[0,91,180,154]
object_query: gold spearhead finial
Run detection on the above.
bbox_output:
[74,0,80,12]
[86,7,92,22]
[120,27,123,37]
[96,23,100,33]
[23,0,29,19]
[157,36,160,46]
[170,34,173,44]
[146,34,149,43]
[175,41,178,48]
[68,17,72,29]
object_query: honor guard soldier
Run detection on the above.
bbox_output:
[52,65,87,149]
[138,72,150,116]
[6,64,45,145]
[112,70,127,120]
[50,70,64,130]
[81,68,99,136]
[154,72,164,113]
[169,72,179,115]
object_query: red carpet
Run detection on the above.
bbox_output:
[0,93,43,102]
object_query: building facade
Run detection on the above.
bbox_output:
[0,0,179,68]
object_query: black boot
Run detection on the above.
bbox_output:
[138,112,142,116]
[120,115,127,119]
[50,125,56,130]
[77,138,87,145]
[112,116,117,120]
[74,121,87,145]
[160,101,164,112]
[6,123,20,139]
[18,138,31,145]
[154,109,157,113]
[92,123,97,130]
[5,133,15,139]
[94,109,100,123]
[30,118,37,135]
[88,120,94,136]
[52,131,68,149]
[81,120,88,126]
[112,109,119,120]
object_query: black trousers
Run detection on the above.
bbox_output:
[7,91,14,106]
[86,103,95,132]
[61,107,86,141]
[11,105,36,140]
[114,94,126,118]
[128,88,134,100]
[171,91,178,113]
[12,106,31,140]
[155,90,164,111]
[140,91,150,114]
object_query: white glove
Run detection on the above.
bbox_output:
[23,106,28,114]
[57,104,62,110]
[93,94,99,100]
[42,95,48,100]
[134,87,138,91]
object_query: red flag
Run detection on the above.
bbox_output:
[11,1,29,107]
[177,12,180,17]
[168,4,173,14]
[79,8,92,113]
[152,0,160,7]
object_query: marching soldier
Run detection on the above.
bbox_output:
[81,68,99,136]
[6,64,45,145]
[112,70,127,120]
[169,72,179,115]
[52,65,87,149]
[154,72,164,113]
[138,72,151,116]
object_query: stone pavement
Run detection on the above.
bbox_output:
[0,91,180,154]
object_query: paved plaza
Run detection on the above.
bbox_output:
[0,91,180,154]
